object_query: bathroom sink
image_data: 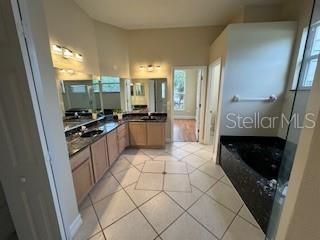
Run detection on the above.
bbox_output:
[140,116,158,121]
[81,129,103,138]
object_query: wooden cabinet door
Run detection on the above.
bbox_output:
[117,123,129,153]
[71,148,94,204]
[147,122,165,147]
[107,130,119,165]
[91,137,109,182]
[129,122,147,146]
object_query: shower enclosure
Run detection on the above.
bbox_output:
[267,1,320,239]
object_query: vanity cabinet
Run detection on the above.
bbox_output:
[91,137,109,182]
[129,122,165,147]
[70,148,94,204]
[107,130,119,165]
[147,122,166,147]
[129,122,147,146]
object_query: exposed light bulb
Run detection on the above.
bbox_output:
[52,44,63,55]
[74,53,83,62]
[63,48,73,59]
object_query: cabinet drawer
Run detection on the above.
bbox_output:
[70,147,91,170]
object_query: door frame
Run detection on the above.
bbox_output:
[204,58,222,146]
[171,66,207,143]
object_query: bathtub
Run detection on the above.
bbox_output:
[218,136,285,233]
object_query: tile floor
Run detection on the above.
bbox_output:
[74,142,265,240]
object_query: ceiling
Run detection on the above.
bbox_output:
[73,0,285,30]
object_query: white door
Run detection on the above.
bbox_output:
[204,60,222,145]
[195,70,202,141]
[0,0,63,239]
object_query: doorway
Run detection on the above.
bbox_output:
[172,67,206,142]
[204,59,222,149]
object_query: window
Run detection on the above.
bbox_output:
[300,23,320,88]
[93,76,120,93]
[70,85,86,93]
[174,70,186,111]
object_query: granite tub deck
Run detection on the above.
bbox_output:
[218,136,285,233]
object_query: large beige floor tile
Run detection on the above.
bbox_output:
[73,206,101,240]
[188,195,235,239]
[171,142,189,148]
[125,154,152,166]
[104,209,157,240]
[222,216,265,240]
[88,232,105,240]
[220,175,233,186]
[199,162,225,179]
[180,144,205,153]
[139,192,184,233]
[183,154,208,168]
[238,205,260,228]
[165,161,188,174]
[166,186,203,210]
[125,184,160,206]
[94,190,136,228]
[113,167,140,188]
[161,213,217,240]
[142,149,168,158]
[153,154,179,161]
[90,174,121,203]
[143,161,165,173]
[164,174,191,192]
[167,149,190,159]
[189,170,218,192]
[110,158,133,174]
[207,182,243,213]
[136,173,163,191]
[193,149,214,160]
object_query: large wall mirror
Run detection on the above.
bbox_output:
[58,76,167,116]
[130,78,167,113]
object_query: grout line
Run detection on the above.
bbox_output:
[89,195,108,240]
[111,169,163,238]
[220,203,244,240]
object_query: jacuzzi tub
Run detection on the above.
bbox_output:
[219,136,285,233]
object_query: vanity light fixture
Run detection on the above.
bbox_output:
[147,65,154,72]
[139,64,161,72]
[51,44,63,55]
[74,53,83,62]
[63,48,74,59]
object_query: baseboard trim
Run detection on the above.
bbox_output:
[69,214,82,239]
[174,116,196,120]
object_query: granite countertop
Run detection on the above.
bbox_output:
[67,117,167,158]
[67,121,121,157]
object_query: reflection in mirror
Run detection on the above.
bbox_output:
[61,80,102,115]
[130,78,167,113]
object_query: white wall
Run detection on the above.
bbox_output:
[43,0,100,75]
[94,21,130,78]
[214,22,296,136]
[174,69,198,119]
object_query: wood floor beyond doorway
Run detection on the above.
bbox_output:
[173,119,196,142]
